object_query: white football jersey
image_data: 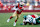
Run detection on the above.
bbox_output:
[23,15,33,23]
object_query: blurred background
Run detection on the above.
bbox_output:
[0,0,40,27]
[0,0,40,13]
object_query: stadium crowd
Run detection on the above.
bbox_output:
[0,0,40,10]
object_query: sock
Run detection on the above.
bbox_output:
[10,16,13,19]
[15,17,19,23]
[15,19,17,22]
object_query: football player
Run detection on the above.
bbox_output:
[20,14,38,25]
[7,2,24,26]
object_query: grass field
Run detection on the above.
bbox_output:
[0,12,40,27]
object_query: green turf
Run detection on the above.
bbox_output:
[0,13,40,27]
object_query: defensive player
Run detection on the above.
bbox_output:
[20,15,33,25]
[20,14,38,25]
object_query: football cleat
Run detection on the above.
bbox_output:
[7,19,10,22]
[13,22,16,26]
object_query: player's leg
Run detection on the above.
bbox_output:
[13,14,21,26]
[7,11,16,22]
[15,14,20,22]
[7,16,13,22]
